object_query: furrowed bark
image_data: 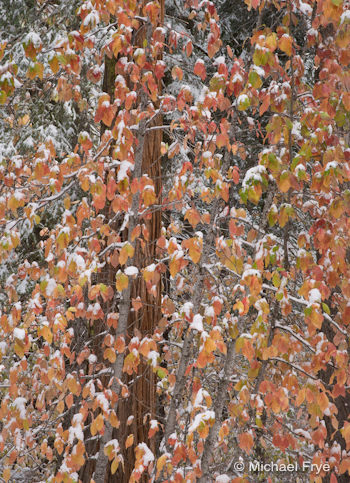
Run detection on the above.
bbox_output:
[112,112,162,482]
[94,1,164,479]
[93,125,146,483]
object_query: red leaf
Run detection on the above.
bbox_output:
[194,60,206,80]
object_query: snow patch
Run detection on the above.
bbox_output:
[190,314,203,332]
[125,266,139,276]
[13,328,25,340]
[309,288,321,304]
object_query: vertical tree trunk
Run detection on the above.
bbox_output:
[80,2,164,481]
[113,2,163,473]
[112,120,162,480]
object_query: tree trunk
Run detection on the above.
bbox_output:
[318,317,350,483]
[112,125,162,480]
[80,2,164,481]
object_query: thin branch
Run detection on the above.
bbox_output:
[269,357,318,381]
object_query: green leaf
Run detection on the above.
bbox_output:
[248,70,262,89]
[0,90,7,104]
[157,367,167,379]
[237,94,251,111]
[322,303,330,315]
[272,272,281,288]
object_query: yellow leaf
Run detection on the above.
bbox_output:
[233,300,244,315]
[156,454,167,476]
[110,411,120,429]
[71,441,85,467]
[39,325,52,344]
[142,187,157,206]
[18,114,30,126]
[111,457,120,475]
[104,443,113,459]
[95,414,104,433]
[104,348,116,363]
[14,341,25,358]
[266,32,277,51]
[125,434,134,449]
[342,420,350,438]
[116,272,129,292]
[49,56,59,74]
[204,337,216,353]
[67,376,81,396]
[171,65,183,80]
[198,421,210,438]
[26,62,44,80]
[119,243,134,265]
[310,308,324,329]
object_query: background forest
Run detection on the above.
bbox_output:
[0,0,350,482]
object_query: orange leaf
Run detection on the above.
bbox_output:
[116,336,126,354]
[279,35,292,56]
[65,393,73,409]
[132,297,143,311]
[239,432,254,453]
[317,392,329,414]
[196,351,208,369]
[343,93,350,111]
[260,93,270,115]
[339,458,350,475]
[295,388,305,406]
[242,339,255,361]
[169,256,180,278]
[185,40,193,56]
[184,208,201,228]
[172,66,183,80]
[183,237,202,264]
[279,172,291,193]
[3,468,11,482]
